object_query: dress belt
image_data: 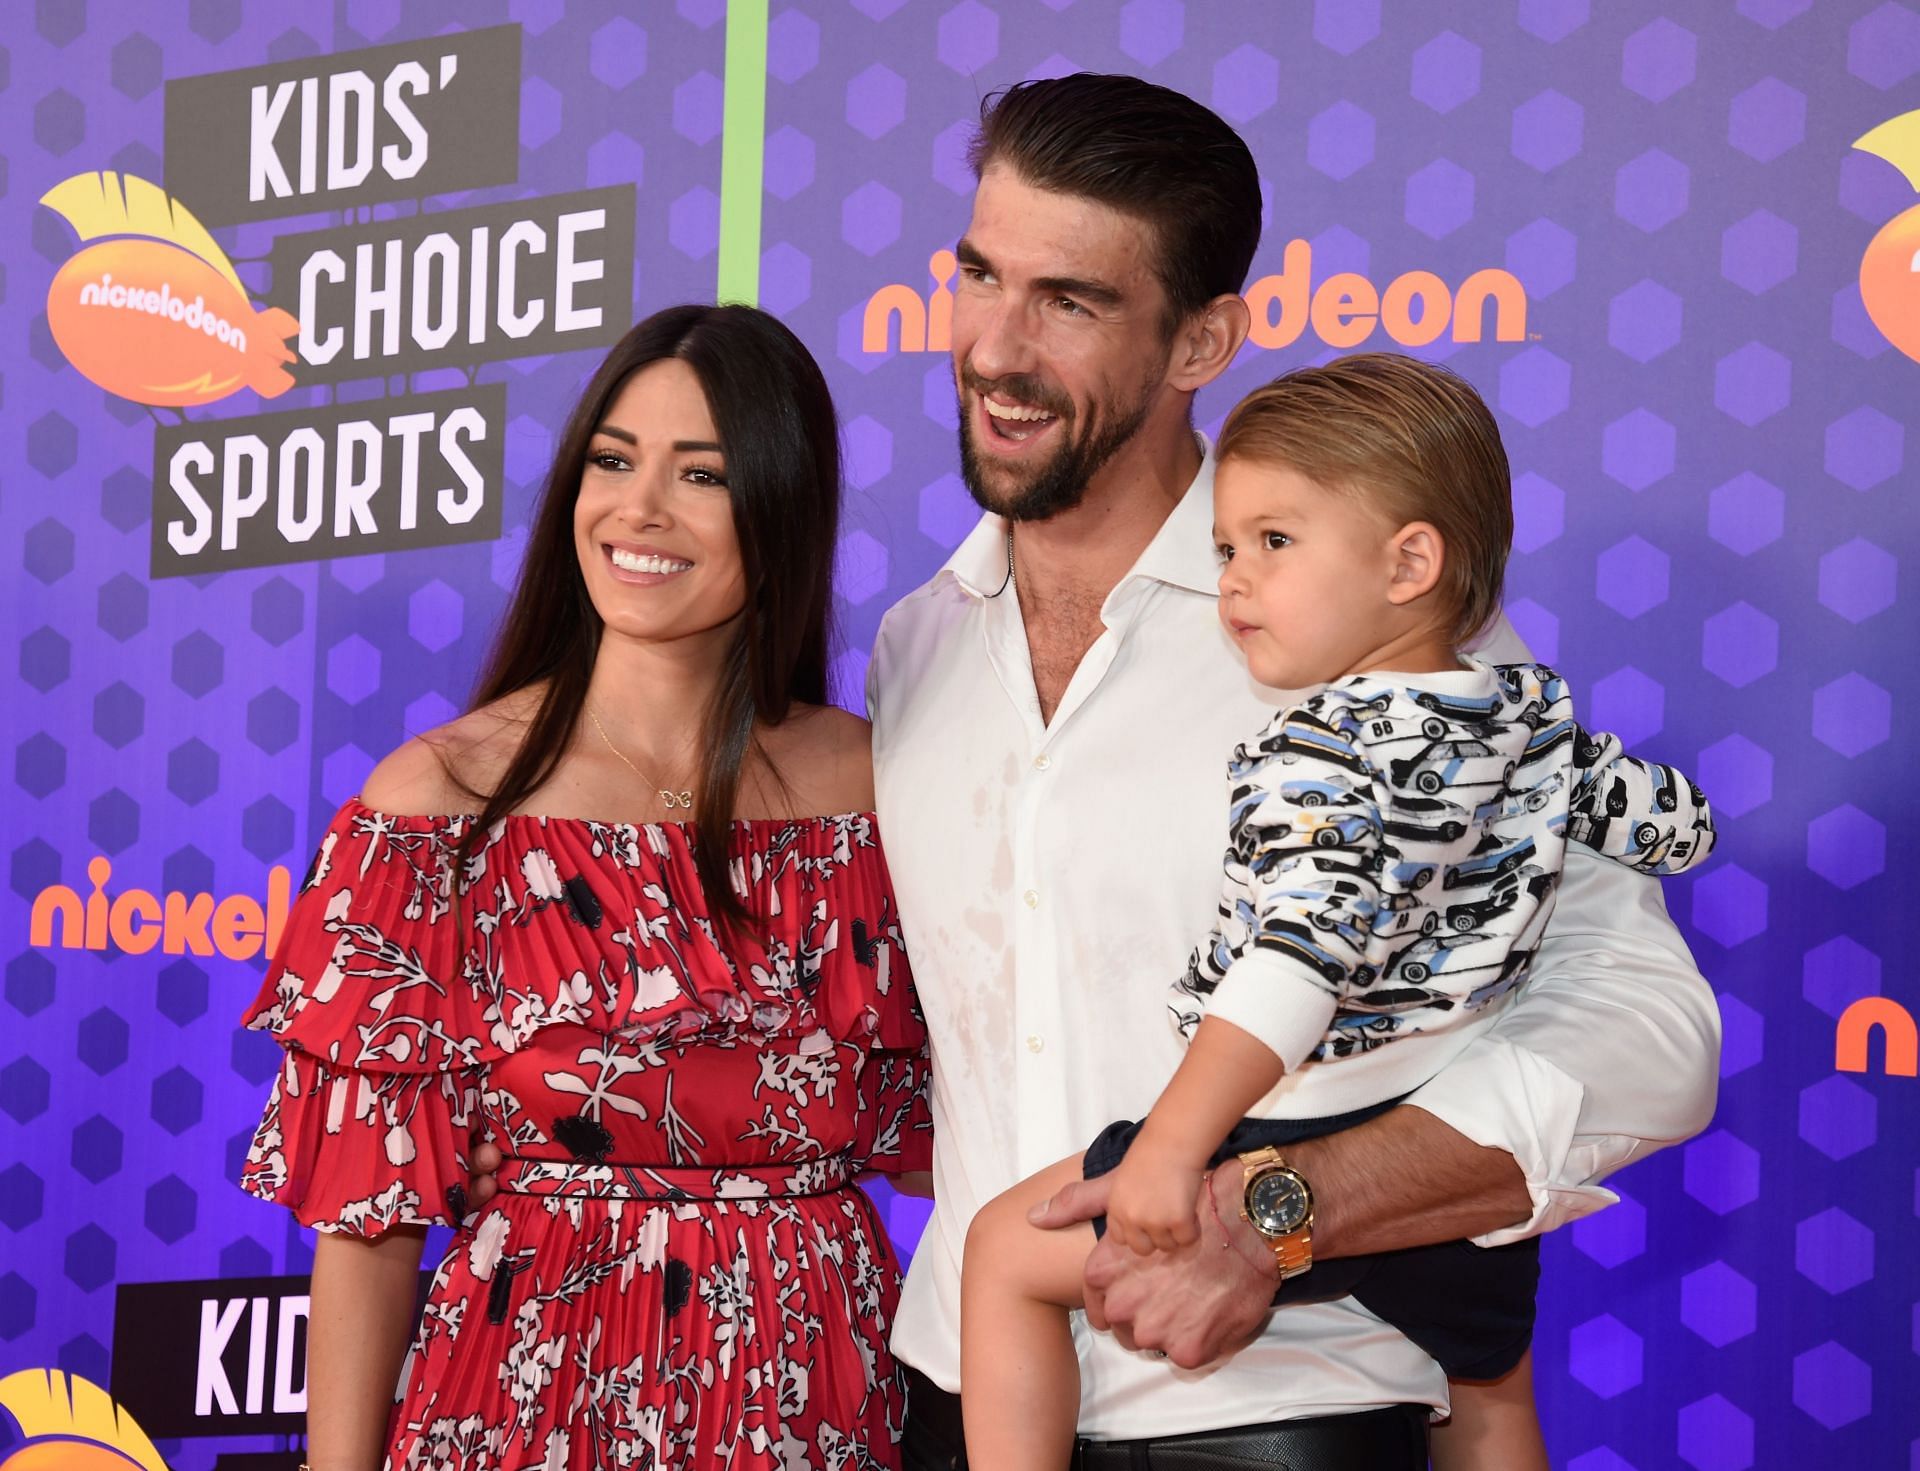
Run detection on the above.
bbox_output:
[493,1154,860,1200]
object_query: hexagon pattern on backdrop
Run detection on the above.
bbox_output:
[1,2,1915,1467]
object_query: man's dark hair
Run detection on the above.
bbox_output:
[968,73,1263,330]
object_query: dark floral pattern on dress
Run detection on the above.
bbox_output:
[551,1113,616,1164]
[238,800,930,1470]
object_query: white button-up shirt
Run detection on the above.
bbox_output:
[869,445,1718,1438]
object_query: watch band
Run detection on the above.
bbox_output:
[1268,1220,1314,1279]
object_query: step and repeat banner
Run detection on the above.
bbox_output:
[0,1,1913,1467]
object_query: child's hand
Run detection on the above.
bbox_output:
[1103,1148,1205,1255]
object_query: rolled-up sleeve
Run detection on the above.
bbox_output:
[1402,845,1720,1246]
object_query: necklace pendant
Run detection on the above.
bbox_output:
[661,789,694,810]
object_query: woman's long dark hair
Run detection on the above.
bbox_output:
[451,304,840,934]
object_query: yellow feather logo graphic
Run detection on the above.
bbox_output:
[39,172,249,300]
[0,1369,169,1470]
[1853,106,1920,190]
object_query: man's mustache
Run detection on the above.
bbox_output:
[959,365,1074,423]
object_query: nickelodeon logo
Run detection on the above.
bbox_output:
[30,856,292,963]
[863,240,1527,355]
[1854,108,1920,364]
[40,171,298,408]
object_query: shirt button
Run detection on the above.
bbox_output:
[1026,1034,1045,1053]
[1034,753,1052,771]
[1023,889,1040,909]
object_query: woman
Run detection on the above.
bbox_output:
[238,304,931,1470]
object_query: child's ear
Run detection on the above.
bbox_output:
[1385,521,1446,605]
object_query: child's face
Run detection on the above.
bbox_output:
[1213,457,1405,690]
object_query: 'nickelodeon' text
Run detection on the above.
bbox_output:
[77,273,251,351]
[31,856,293,962]
[864,240,1528,354]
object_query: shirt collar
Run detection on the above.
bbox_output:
[936,435,1221,601]
[1121,436,1220,597]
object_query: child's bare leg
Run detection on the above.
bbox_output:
[961,1154,1100,1471]
[1430,1348,1549,1471]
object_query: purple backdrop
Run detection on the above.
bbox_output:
[1,2,1915,1467]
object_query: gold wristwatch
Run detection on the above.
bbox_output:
[1237,1146,1314,1280]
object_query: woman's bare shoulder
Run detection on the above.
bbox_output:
[359,689,541,816]
[756,702,874,816]
[787,701,873,751]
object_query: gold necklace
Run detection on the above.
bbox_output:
[587,707,695,810]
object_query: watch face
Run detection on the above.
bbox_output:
[1247,1168,1311,1235]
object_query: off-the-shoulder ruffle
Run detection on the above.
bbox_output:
[242,800,920,1075]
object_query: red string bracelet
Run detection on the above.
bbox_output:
[1204,1169,1281,1280]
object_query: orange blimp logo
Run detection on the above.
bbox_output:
[1854,109,1920,364]
[40,171,299,407]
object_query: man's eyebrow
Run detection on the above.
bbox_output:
[1032,273,1125,309]
[955,238,1126,309]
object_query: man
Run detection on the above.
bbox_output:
[867,74,1716,1466]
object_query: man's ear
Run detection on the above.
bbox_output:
[1166,292,1252,393]
[1385,522,1447,606]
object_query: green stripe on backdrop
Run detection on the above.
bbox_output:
[716,0,770,306]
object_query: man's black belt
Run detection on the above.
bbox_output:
[902,1366,1429,1470]
[1070,1402,1430,1469]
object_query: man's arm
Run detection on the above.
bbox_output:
[1036,847,1718,1357]
[1032,1104,1533,1369]
[1046,852,1717,1258]
[1395,847,1719,1245]
[1227,849,1719,1258]
[1266,1105,1533,1258]
[1041,1130,1531,1368]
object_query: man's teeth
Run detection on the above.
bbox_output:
[611,550,693,574]
[984,398,1056,423]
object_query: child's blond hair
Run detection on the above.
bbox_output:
[1218,352,1513,645]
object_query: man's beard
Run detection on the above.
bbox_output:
[957,366,1158,523]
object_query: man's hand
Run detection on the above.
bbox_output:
[467,1134,503,1209]
[1030,1166,1275,1368]
[1102,1147,1204,1254]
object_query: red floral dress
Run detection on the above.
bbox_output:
[239,800,931,1470]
